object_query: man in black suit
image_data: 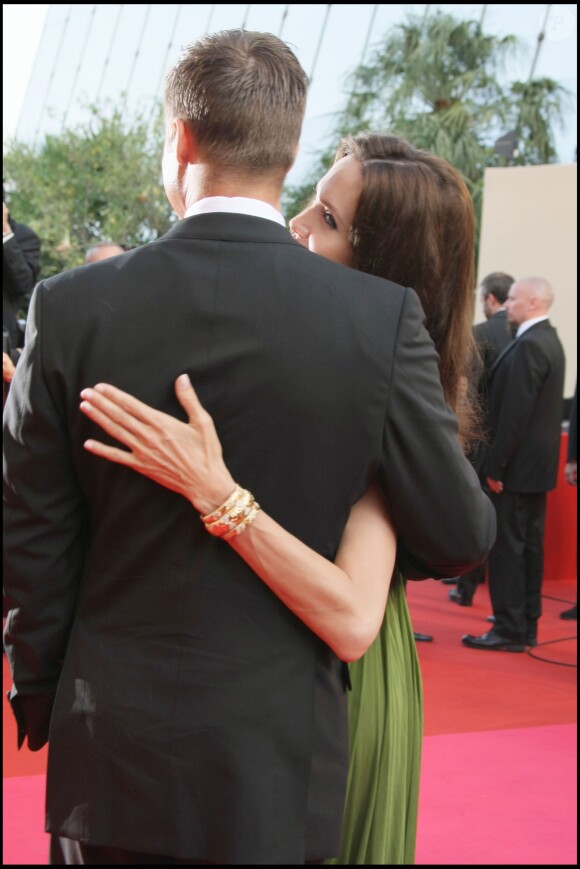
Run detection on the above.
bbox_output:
[3,196,41,359]
[3,30,495,865]
[450,271,514,607]
[463,277,565,652]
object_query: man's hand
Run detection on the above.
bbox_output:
[3,202,11,235]
[486,476,504,494]
[3,352,16,383]
[565,461,577,486]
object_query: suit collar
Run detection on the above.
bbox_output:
[184,196,286,227]
[516,315,550,339]
[490,319,553,375]
[161,212,296,246]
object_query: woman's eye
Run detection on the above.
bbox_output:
[323,210,337,230]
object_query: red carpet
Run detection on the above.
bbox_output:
[3,775,48,865]
[407,578,577,736]
[3,578,577,864]
[416,724,577,865]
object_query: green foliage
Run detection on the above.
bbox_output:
[4,12,570,285]
[3,101,174,282]
[283,9,570,251]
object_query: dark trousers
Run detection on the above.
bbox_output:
[50,836,326,865]
[457,559,487,601]
[456,481,489,602]
[488,490,547,643]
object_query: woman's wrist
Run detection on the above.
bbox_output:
[200,484,261,540]
[190,472,237,516]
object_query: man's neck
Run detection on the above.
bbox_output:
[186,168,283,214]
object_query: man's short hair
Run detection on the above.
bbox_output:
[164,29,309,177]
[480,271,515,305]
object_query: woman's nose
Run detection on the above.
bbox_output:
[289,219,309,241]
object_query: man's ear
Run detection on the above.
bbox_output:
[289,142,300,171]
[174,118,197,166]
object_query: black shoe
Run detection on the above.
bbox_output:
[413,631,433,642]
[560,605,577,621]
[449,588,472,606]
[461,629,525,652]
[442,578,458,585]
[526,621,538,647]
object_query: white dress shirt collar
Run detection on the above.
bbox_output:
[184,196,286,227]
[516,315,549,338]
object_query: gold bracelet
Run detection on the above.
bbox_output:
[204,489,255,537]
[222,502,261,540]
[200,485,260,539]
[200,485,244,526]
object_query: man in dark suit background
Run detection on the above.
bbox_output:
[3,195,41,357]
[4,30,494,865]
[450,271,514,607]
[463,277,565,652]
[3,194,41,403]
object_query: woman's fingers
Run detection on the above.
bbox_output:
[80,394,142,451]
[175,374,208,424]
[80,383,168,440]
[81,378,206,435]
[83,437,136,468]
[84,383,154,423]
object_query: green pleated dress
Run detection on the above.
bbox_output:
[327,571,424,865]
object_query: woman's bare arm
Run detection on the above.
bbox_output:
[80,376,396,661]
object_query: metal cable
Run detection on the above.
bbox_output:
[61,5,98,130]
[96,4,125,103]
[278,4,289,38]
[33,4,73,146]
[309,4,332,82]
[122,4,152,111]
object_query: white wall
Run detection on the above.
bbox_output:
[477,163,577,397]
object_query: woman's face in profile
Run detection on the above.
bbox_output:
[289,156,363,268]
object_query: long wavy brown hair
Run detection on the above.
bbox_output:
[336,132,481,447]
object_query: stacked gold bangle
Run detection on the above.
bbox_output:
[200,484,261,540]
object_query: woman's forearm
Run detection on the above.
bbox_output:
[222,483,395,661]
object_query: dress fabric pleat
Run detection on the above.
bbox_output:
[327,571,423,865]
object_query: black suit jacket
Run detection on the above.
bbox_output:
[3,213,495,862]
[469,309,513,474]
[485,319,565,492]
[3,217,41,352]
[474,309,512,387]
